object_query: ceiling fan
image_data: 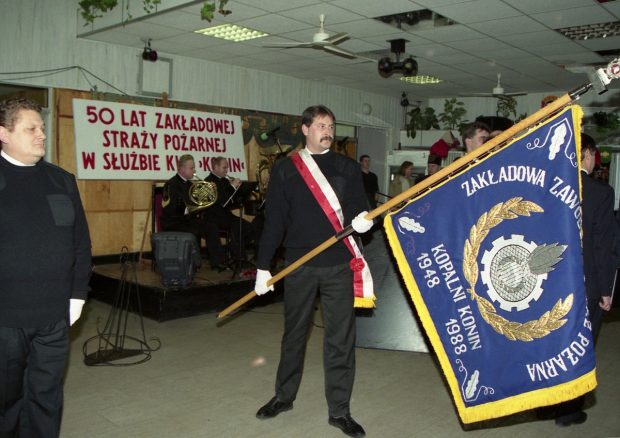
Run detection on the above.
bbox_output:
[460,73,527,98]
[263,14,369,60]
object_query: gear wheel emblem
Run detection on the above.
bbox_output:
[481,235,546,312]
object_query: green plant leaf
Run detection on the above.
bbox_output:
[79,0,119,25]
[201,1,216,21]
[496,96,517,118]
[78,0,228,25]
[439,97,466,129]
[143,0,161,14]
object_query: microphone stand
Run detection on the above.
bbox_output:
[231,201,247,279]
[222,179,251,279]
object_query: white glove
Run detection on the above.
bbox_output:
[351,211,373,233]
[254,269,274,296]
[69,299,85,326]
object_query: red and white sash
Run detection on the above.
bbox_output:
[291,149,375,308]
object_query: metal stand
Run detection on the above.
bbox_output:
[230,203,254,279]
[83,248,161,366]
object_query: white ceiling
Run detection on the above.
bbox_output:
[79,0,620,99]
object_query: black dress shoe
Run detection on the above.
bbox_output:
[328,414,365,437]
[555,411,587,427]
[256,396,293,419]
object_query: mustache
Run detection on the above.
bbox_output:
[320,136,333,142]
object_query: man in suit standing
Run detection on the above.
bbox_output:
[554,133,615,427]
[359,154,379,209]
[580,134,615,339]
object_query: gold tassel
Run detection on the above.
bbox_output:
[354,296,376,308]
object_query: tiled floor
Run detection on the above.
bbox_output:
[60,297,620,437]
[59,229,620,438]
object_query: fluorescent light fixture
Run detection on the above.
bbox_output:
[400,75,443,84]
[557,21,620,41]
[194,24,268,42]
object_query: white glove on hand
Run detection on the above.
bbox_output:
[254,269,274,296]
[69,299,85,326]
[351,211,373,234]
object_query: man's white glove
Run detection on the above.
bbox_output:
[254,269,274,296]
[351,211,373,234]
[69,299,85,326]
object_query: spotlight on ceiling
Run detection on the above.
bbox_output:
[378,38,418,78]
[142,39,158,62]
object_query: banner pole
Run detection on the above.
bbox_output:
[217,86,586,320]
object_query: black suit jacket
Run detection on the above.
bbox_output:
[160,174,194,230]
[581,171,616,302]
[205,173,237,227]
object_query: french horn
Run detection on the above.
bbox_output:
[187,174,218,214]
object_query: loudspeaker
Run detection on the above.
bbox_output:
[152,232,201,288]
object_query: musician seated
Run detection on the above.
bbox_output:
[160,154,228,271]
[205,156,257,261]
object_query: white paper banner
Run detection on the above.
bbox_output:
[72,99,247,180]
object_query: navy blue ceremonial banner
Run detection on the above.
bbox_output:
[384,106,596,423]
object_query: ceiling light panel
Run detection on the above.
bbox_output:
[194,24,268,42]
[400,75,443,84]
[557,21,620,41]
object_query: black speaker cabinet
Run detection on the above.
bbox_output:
[152,232,201,288]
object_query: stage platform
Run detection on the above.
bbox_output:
[89,260,279,322]
[89,228,429,354]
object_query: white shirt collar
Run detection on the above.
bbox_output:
[304,146,330,155]
[1,150,35,166]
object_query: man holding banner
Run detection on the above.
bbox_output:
[253,105,373,437]
[385,105,598,424]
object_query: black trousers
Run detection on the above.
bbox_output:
[207,214,256,261]
[0,319,69,438]
[276,263,355,417]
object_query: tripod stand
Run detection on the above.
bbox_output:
[82,248,161,366]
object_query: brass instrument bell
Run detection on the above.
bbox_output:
[187,174,218,214]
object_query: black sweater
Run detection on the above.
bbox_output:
[256,151,368,269]
[0,157,92,327]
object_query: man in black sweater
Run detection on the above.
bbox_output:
[160,154,226,270]
[253,105,374,438]
[0,98,92,437]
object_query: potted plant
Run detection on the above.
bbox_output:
[406,106,440,139]
[592,111,620,136]
[439,97,466,130]
[496,96,517,119]
[79,0,120,24]
[79,0,230,25]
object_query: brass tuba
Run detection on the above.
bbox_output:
[187,174,218,214]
